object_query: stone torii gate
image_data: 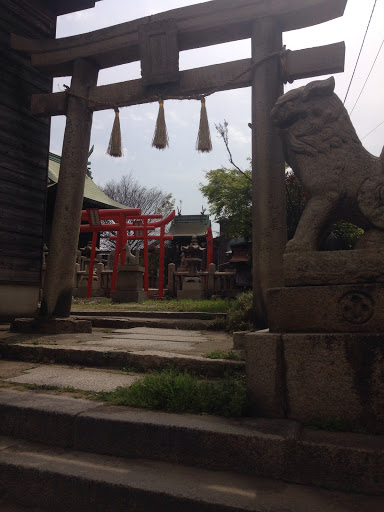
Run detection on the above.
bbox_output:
[12,0,348,322]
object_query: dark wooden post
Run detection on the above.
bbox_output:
[41,58,99,318]
[251,19,286,327]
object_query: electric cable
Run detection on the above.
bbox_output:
[350,38,384,115]
[343,0,378,105]
[362,119,384,140]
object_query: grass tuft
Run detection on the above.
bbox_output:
[98,367,247,417]
[204,350,243,361]
[72,298,231,314]
[224,291,253,333]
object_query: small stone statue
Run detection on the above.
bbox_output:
[272,76,384,252]
[123,244,140,266]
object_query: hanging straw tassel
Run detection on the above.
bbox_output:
[152,100,169,150]
[107,108,123,157]
[196,97,212,153]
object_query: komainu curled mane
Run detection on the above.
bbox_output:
[271,76,384,252]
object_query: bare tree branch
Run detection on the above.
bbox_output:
[100,173,175,250]
[215,120,252,182]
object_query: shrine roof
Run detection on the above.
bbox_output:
[168,214,211,238]
[48,152,126,209]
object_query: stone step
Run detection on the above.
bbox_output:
[0,344,243,377]
[2,436,382,512]
[72,310,226,320]
[1,360,144,393]
[0,389,383,496]
[73,315,218,330]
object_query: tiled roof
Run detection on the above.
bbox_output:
[168,215,211,237]
[48,153,126,209]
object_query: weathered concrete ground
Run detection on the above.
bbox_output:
[0,325,233,356]
[0,324,239,393]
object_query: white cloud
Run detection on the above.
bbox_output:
[228,125,251,145]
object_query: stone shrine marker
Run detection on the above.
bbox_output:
[12,0,348,322]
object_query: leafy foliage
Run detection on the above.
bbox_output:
[331,221,364,250]
[199,165,252,239]
[225,290,253,333]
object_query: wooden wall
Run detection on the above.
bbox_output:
[0,0,56,285]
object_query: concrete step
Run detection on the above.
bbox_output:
[0,389,383,496]
[1,436,383,512]
[73,315,218,330]
[0,326,242,377]
[1,360,144,392]
[0,344,243,377]
[72,310,226,320]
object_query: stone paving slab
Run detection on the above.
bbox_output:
[86,337,199,352]
[114,327,209,337]
[5,363,141,392]
[0,326,234,357]
[108,333,207,342]
[0,361,36,379]
[79,316,213,331]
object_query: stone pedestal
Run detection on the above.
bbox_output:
[246,250,384,434]
[246,331,384,434]
[112,266,147,303]
[177,277,205,300]
[268,283,384,333]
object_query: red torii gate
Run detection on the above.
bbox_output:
[80,208,175,299]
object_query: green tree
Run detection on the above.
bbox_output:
[199,165,252,239]
[201,166,362,248]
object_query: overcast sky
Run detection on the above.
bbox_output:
[50,0,384,235]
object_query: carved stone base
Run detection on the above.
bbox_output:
[284,250,384,287]
[112,266,147,303]
[115,266,145,290]
[74,287,106,298]
[111,290,147,303]
[177,277,205,300]
[245,331,384,434]
[268,283,384,333]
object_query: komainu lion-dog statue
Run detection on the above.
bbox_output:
[271,76,384,252]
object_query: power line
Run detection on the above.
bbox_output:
[343,0,378,105]
[350,38,384,115]
[362,119,384,140]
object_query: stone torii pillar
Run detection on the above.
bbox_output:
[40,58,99,318]
[251,20,286,327]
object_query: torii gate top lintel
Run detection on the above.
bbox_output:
[12,0,347,78]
